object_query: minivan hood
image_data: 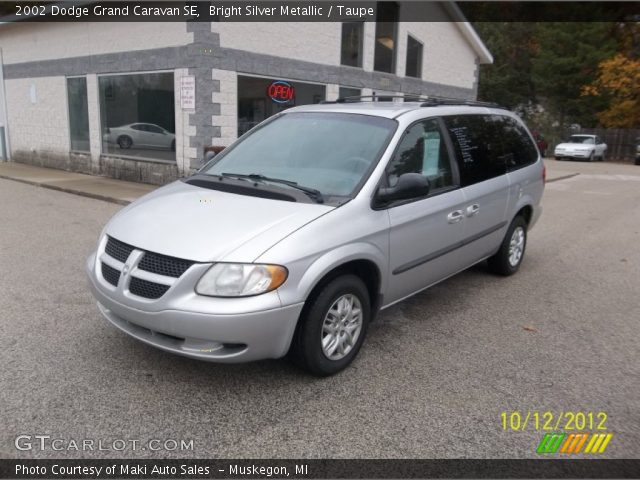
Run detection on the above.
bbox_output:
[105,181,333,262]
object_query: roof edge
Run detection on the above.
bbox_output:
[443,2,494,65]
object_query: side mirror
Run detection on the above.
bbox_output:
[376,173,430,206]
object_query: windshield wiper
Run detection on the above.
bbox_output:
[220,173,324,203]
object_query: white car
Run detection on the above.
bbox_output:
[554,134,607,161]
[103,123,176,151]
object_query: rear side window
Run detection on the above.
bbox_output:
[495,116,538,171]
[443,115,506,187]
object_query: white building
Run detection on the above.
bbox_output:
[0,3,492,184]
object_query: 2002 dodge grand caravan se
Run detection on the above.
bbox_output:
[87,98,544,375]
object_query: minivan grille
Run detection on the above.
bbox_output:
[101,262,120,287]
[138,251,194,278]
[129,277,170,299]
[105,236,134,263]
[102,236,196,300]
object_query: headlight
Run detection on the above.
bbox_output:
[195,263,288,297]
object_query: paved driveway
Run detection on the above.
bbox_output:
[1,159,638,459]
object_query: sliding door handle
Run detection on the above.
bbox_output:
[466,204,480,216]
[447,210,464,223]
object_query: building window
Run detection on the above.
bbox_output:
[237,75,326,137]
[374,1,399,73]
[67,77,90,152]
[339,87,362,100]
[405,35,423,78]
[99,72,175,162]
[341,22,363,67]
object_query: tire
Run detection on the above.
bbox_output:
[588,152,595,162]
[289,275,371,376]
[635,157,640,166]
[555,156,562,161]
[487,216,528,276]
[117,135,133,149]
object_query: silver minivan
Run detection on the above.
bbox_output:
[86,98,544,375]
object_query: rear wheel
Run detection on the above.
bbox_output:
[289,275,370,376]
[487,216,528,276]
[117,135,133,149]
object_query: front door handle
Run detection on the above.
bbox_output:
[466,204,480,216]
[447,210,464,223]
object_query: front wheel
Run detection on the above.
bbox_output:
[289,275,370,376]
[487,216,528,276]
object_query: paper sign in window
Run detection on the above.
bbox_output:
[422,132,441,176]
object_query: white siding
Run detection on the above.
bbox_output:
[395,22,478,89]
[214,23,341,67]
[5,77,70,153]
[0,22,192,64]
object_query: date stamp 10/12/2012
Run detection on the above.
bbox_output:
[501,411,613,455]
[501,411,608,432]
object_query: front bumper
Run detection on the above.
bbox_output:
[554,150,591,159]
[86,252,304,362]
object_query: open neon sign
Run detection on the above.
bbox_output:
[267,80,295,104]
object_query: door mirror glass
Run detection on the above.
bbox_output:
[376,173,430,205]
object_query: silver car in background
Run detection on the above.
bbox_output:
[86,98,544,375]
[103,122,176,151]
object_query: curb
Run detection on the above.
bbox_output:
[0,174,131,205]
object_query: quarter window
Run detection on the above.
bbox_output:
[495,116,538,171]
[386,119,454,192]
[443,115,507,187]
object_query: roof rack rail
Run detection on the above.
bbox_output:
[320,94,503,109]
[419,96,502,108]
[320,95,421,104]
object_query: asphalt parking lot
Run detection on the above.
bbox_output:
[1,159,638,459]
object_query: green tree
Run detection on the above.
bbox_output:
[475,22,537,111]
[531,22,616,128]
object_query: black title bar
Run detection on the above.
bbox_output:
[1,1,638,22]
[2,459,640,479]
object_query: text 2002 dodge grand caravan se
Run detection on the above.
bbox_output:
[87,98,544,376]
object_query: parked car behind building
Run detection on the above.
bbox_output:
[554,134,607,161]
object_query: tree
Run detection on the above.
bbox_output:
[531,22,616,128]
[583,54,640,128]
[475,22,537,111]
[581,23,640,128]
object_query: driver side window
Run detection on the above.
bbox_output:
[386,119,454,192]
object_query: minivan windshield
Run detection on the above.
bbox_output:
[202,112,397,204]
[569,135,595,144]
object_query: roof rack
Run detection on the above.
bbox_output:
[321,94,502,109]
